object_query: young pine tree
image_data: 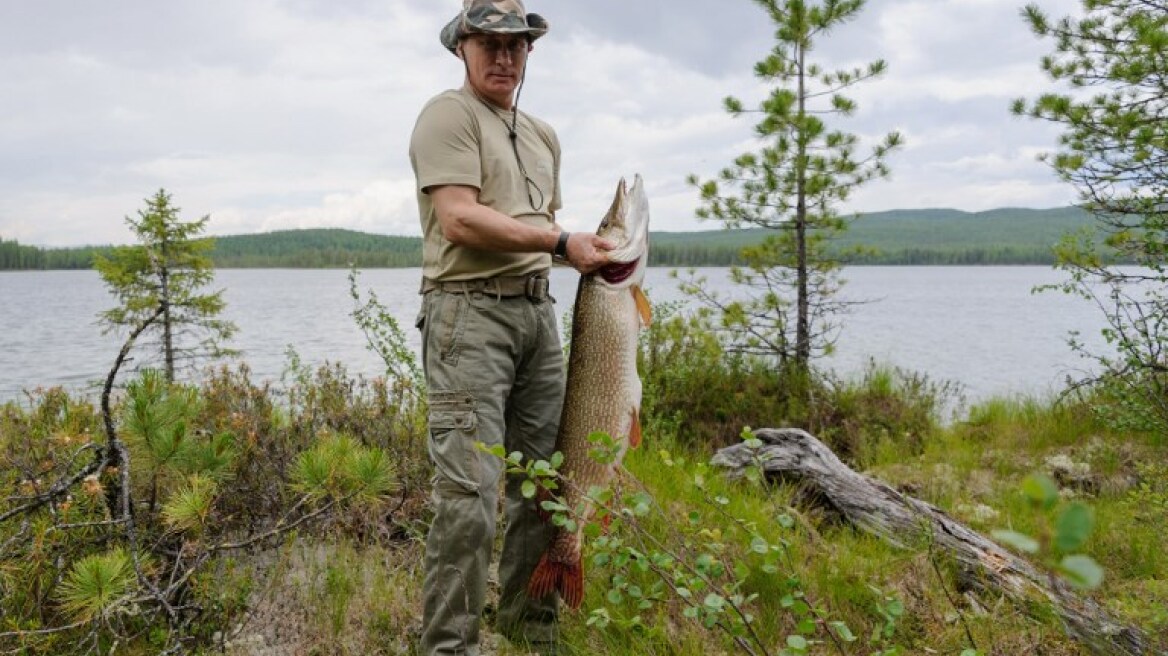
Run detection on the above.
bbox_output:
[686,0,901,376]
[95,190,235,382]
[1014,0,1168,433]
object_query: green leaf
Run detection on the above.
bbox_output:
[1059,555,1104,589]
[521,480,537,499]
[587,431,613,446]
[786,634,808,651]
[1054,503,1094,553]
[829,620,856,642]
[703,593,725,611]
[992,529,1040,554]
[696,553,716,573]
[540,500,568,513]
[884,597,904,617]
[1022,474,1060,509]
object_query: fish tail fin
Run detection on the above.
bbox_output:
[528,553,585,609]
[561,558,585,609]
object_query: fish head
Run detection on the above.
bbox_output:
[593,174,650,289]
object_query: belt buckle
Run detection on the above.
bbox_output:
[525,275,549,303]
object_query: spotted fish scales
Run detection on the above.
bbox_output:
[528,175,651,609]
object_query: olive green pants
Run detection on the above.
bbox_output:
[417,288,563,656]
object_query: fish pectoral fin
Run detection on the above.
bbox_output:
[632,285,652,326]
[629,407,642,449]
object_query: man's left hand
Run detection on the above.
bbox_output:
[564,233,614,274]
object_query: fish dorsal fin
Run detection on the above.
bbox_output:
[629,407,642,449]
[632,285,651,327]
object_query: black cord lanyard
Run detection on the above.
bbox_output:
[468,68,546,212]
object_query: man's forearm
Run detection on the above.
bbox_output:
[442,201,559,254]
[432,185,558,254]
[430,184,611,273]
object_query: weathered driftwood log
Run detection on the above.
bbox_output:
[710,428,1151,656]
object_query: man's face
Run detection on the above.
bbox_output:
[460,34,530,106]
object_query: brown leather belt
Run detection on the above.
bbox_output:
[420,272,551,302]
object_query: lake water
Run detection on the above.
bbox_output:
[0,267,1110,408]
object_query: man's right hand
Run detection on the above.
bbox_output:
[564,233,614,274]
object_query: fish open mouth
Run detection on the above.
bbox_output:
[599,258,641,284]
[594,174,649,285]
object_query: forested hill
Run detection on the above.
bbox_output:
[655,206,1098,266]
[1,206,1100,270]
[209,229,422,268]
[0,229,424,270]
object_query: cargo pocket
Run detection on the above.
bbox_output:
[435,293,470,366]
[414,303,426,331]
[427,390,482,494]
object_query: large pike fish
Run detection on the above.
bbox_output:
[528,175,652,609]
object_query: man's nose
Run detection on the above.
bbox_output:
[494,49,514,64]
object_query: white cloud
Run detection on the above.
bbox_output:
[0,0,1084,246]
[248,179,419,235]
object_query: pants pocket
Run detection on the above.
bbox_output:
[435,293,470,366]
[427,390,481,494]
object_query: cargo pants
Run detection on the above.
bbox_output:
[417,285,563,656]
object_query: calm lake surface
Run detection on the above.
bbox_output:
[0,267,1110,409]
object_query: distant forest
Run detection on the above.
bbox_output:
[1,206,1109,271]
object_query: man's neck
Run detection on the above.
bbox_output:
[464,82,513,111]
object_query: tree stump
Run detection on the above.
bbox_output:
[710,427,1151,656]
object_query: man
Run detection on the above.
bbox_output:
[409,1,612,654]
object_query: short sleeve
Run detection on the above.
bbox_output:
[549,128,563,214]
[410,94,482,194]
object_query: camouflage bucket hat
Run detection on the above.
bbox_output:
[440,0,549,55]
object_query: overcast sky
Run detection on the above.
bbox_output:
[0,0,1078,247]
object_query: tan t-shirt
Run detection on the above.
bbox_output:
[410,87,562,281]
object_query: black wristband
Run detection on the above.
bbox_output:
[554,231,570,259]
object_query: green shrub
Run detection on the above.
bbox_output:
[0,364,419,655]
[639,302,956,467]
